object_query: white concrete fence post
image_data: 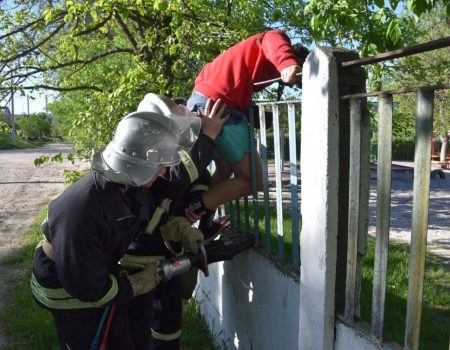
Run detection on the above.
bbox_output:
[299,47,340,350]
[299,47,367,350]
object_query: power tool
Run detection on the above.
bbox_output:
[156,228,255,281]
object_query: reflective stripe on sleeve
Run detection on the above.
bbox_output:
[144,207,166,234]
[190,184,209,193]
[179,150,198,183]
[151,328,181,341]
[31,272,119,310]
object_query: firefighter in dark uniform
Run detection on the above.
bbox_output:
[122,94,228,349]
[31,102,203,350]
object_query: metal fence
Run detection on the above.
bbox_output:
[221,36,449,349]
[339,37,449,349]
[222,100,302,268]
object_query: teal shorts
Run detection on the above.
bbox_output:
[214,121,251,165]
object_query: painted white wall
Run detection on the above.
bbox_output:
[335,321,402,350]
[195,249,300,350]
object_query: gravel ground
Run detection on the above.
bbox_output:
[368,162,450,266]
[0,143,85,349]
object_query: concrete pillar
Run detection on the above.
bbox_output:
[299,46,340,350]
[299,47,366,349]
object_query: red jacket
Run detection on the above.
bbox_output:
[194,30,300,111]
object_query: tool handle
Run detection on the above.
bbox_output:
[253,72,302,86]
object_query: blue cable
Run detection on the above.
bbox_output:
[90,305,111,350]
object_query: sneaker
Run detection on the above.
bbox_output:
[202,215,231,243]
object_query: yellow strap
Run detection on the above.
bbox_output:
[31,272,118,310]
[144,207,166,234]
[151,328,181,341]
[180,150,198,183]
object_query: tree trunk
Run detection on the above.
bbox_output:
[440,133,448,167]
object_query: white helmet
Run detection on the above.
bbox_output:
[137,93,201,148]
[91,107,199,186]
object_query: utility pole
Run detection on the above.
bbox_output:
[10,85,16,146]
[27,95,30,116]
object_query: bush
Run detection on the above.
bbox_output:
[371,138,415,161]
[16,113,52,140]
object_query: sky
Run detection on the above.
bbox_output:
[6,91,51,115]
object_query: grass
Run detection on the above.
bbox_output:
[360,239,449,350]
[227,200,449,350]
[0,134,39,150]
[226,201,297,264]
[0,208,216,349]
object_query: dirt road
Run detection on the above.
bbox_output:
[0,143,84,348]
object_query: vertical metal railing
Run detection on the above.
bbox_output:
[272,104,285,261]
[287,103,300,267]
[344,97,362,322]
[371,94,393,341]
[341,85,441,349]
[258,104,272,254]
[404,88,434,350]
[227,101,302,266]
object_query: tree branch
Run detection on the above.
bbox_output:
[0,84,103,92]
[113,13,139,52]
[3,48,134,81]
[0,21,66,65]
[0,17,43,41]
[73,13,113,37]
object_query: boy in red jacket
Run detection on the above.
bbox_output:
[185,30,309,215]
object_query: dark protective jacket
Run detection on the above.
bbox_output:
[151,133,215,202]
[31,172,153,310]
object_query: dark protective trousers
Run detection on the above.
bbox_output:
[128,276,182,350]
[51,303,135,350]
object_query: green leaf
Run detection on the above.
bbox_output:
[374,0,384,8]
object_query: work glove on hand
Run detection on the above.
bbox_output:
[160,216,204,254]
[127,263,159,297]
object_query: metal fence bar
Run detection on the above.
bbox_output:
[258,104,272,254]
[404,88,434,350]
[341,36,450,68]
[371,94,393,341]
[272,103,285,261]
[248,107,260,244]
[344,98,362,322]
[287,103,300,266]
[235,197,241,231]
[244,197,250,235]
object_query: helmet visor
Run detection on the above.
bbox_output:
[166,104,201,150]
[91,147,161,187]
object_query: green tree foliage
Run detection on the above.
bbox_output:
[16,112,52,140]
[382,3,449,140]
[0,0,448,157]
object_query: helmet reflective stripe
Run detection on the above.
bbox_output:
[144,207,166,234]
[31,273,118,310]
[151,328,181,341]
[179,150,198,183]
